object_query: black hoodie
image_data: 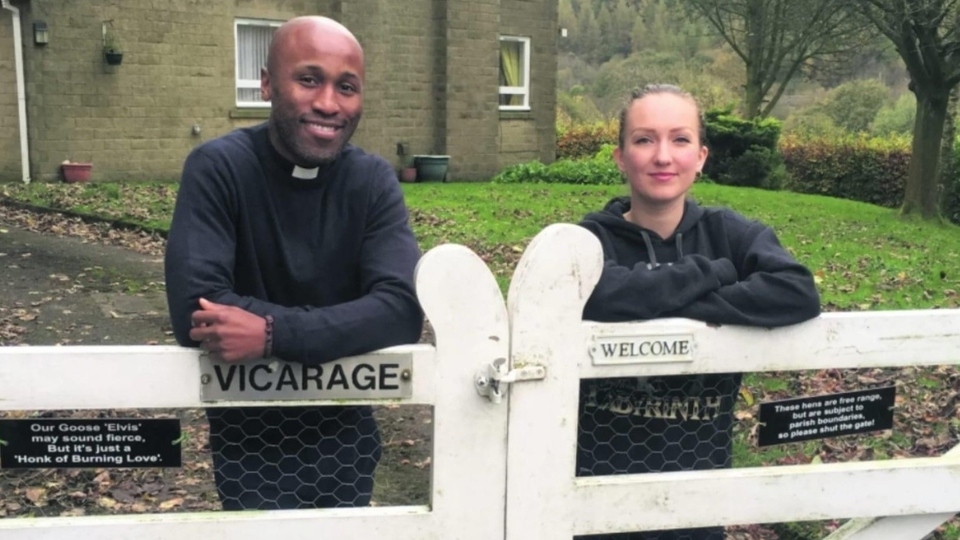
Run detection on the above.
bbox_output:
[580,197,820,326]
[574,197,820,540]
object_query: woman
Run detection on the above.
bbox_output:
[576,84,821,540]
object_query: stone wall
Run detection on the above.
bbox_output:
[2,0,557,183]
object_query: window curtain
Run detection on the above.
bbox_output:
[500,41,522,106]
[237,25,275,103]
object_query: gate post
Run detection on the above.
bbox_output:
[415,243,511,539]
[502,224,603,540]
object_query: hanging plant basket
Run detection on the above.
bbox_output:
[104,50,123,65]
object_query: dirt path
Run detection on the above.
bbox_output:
[0,220,169,347]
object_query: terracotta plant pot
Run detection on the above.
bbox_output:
[399,166,418,183]
[61,163,93,183]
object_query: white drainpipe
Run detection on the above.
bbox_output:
[2,0,31,184]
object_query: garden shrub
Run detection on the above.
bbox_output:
[556,120,618,159]
[870,92,916,136]
[703,108,784,189]
[493,145,622,185]
[816,79,889,134]
[725,147,788,191]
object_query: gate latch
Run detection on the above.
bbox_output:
[475,358,546,403]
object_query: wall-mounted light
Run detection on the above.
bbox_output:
[33,21,49,46]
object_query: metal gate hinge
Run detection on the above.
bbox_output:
[475,358,546,403]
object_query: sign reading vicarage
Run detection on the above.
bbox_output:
[200,353,414,402]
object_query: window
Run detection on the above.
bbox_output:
[235,19,281,108]
[499,36,530,111]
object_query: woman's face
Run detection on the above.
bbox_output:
[614,93,708,208]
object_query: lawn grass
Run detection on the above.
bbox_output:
[6,180,960,313]
[3,180,960,538]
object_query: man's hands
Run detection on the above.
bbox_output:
[189,298,267,362]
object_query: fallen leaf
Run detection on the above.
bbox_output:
[24,488,47,505]
[739,387,755,406]
[159,497,184,510]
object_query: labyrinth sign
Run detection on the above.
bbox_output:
[757,387,896,447]
[0,418,182,469]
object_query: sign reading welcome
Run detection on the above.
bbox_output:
[589,334,695,365]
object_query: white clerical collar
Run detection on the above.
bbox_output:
[292,165,319,179]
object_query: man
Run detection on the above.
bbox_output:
[164,16,423,510]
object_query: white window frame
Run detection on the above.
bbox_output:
[499,36,531,111]
[234,18,282,108]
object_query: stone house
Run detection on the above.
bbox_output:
[0,0,558,182]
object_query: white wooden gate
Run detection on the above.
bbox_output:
[503,224,960,540]
[1,224,959,539]
[0,243,511,540]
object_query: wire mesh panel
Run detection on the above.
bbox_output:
[577,374,740,476]
[204,405,381,510]
[575,375,739,540]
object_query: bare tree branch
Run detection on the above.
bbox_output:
[687,0,877,116]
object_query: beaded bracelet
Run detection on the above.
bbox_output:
[263,315,275,359]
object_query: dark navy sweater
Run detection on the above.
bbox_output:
[575,197,820,540]
[165,123,423,364]
[164,124,423,510]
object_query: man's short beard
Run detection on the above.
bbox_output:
[270,116,344,167]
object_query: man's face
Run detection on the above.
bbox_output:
[261,25,364,167]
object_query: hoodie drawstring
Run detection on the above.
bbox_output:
[640,230,658,269]
[641,231,684,269]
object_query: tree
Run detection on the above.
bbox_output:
[858,0,960,219]
[686,0,873,118]
[819,79,890,133]
[940,86,959,208]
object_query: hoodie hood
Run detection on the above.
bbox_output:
[581,197,705,267]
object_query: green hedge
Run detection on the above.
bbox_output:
[554,108,785,189]
[543,117,960,219]
[783,134,960,224]
[780,135,910,208]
